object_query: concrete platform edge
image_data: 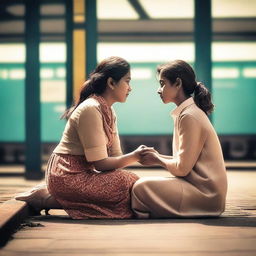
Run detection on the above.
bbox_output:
[0,199,30,247]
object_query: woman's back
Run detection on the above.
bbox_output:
[172,99,227,216]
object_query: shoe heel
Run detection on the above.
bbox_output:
[44,209,50,215]
[28,205,42,216]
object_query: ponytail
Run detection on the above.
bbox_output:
[61,73,107,120]
[194,82,214,115]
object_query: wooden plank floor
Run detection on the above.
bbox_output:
[0,169,256,256]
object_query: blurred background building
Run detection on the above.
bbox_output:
[0,0,255,179]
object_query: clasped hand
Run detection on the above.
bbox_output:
[134,145,159,166]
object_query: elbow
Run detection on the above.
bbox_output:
[167,163,191,177]
[92,158,109,171]
[93,163,105,171]
[175,170,190,177]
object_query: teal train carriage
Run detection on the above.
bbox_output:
[0,61,255,163]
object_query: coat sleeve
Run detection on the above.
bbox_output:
[166,114,207,177]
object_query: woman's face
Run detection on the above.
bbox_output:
[113,71,132,103]
[157,72,178,104]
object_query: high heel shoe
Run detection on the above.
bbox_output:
[15,184,51,215]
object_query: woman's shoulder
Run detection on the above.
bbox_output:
[70,98,101,121]
[180,103,208,123]
[178,104,211,134]
[79,97,100,111]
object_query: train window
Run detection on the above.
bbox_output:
[0,70,8,79]
[56,68,66,78]
[40,69,54,79]
[212,68,240,79]
[243,68,256,78]
[9,69,25,80]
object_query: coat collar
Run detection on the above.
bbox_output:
[171,97,195,119]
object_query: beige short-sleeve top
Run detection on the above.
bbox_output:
[53,98,122,162]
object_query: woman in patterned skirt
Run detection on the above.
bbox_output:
[16,56,153,219]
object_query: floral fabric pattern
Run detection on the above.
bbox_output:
[46,153,139,219]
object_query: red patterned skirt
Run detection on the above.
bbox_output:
[45,153,139,219]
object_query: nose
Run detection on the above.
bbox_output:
[157,87,162,94]
[128,85,132,92]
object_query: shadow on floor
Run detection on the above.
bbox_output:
[29,214,256,228]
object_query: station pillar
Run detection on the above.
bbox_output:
[194,0,212,94]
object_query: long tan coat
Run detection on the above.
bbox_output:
[132,97,228,218]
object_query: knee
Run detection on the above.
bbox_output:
[132,181,143,200]
[131,180,151,217]
[132,178,152,201]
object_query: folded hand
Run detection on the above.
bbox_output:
[139,151,159,166]
[134,145,160,166]
[133,145,158,162]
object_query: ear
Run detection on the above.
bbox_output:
[107,77,115,90]
[176,77,182,88]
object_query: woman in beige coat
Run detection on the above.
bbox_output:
[132,60,228,218]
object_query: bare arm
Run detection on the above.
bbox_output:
[93,152,138,171]
[93,145,155,171]
[139,152,170,169]
[158,154,173,160]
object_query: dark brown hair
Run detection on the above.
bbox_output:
[157,60,214,115]
[62,56,130,119]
